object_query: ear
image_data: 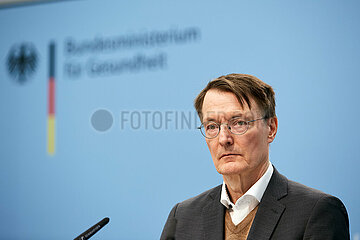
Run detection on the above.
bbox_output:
[267,117,278,143]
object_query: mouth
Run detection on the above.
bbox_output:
[219,153,240,160]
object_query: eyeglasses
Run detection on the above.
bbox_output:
[198,117,267,139]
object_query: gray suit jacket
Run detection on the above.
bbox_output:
[160,168,349,240]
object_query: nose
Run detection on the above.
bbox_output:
[218,125,234,146]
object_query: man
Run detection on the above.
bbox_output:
[160,73,349,240]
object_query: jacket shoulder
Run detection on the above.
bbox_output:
[262,170,349,239]
[287,179,328,198]
[175,185,222,216]
[286,178,348,216]
[272,169,334,202]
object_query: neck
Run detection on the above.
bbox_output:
[223,161,270,203]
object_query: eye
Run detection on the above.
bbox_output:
[229,119,248,130]
[206,123,218,130]
[234,120,247,126]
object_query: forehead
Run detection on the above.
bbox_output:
[202,89,260,120]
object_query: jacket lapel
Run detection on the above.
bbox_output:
[202,185,225,240]
[247,168,288,240]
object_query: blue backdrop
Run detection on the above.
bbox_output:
[1,0,359,239]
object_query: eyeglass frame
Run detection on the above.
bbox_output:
[197,116,268,139]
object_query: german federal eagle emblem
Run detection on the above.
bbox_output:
[7,43,38,84]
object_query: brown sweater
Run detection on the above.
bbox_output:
[224,206,259,240]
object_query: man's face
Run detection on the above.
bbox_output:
[201,89,277,176]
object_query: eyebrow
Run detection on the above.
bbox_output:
[203,112,249,122]
[202,117,217,123]
[230,113,246,119]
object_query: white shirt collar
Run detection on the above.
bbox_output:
[220,163,274,209]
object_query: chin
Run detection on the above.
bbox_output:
[217,162,247,175]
